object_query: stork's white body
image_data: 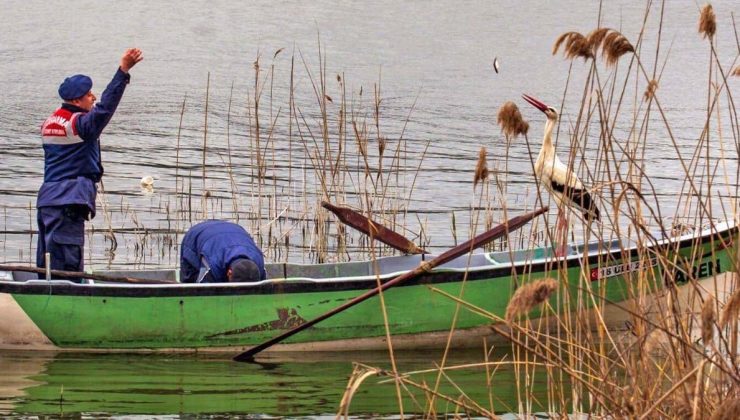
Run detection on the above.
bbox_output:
[522,94,599,223]
[533,117,586,212]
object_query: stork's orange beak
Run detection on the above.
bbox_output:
[522,94,548,113]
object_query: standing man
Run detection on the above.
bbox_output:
[180,220,267,283]
[37,48,143,279]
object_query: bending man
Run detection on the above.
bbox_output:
[180,220,267,283]
[37,48,143,279]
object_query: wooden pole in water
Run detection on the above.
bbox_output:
[233,206,548,362]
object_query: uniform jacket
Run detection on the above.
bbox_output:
[180,220,267,282]
[37,68,131,216]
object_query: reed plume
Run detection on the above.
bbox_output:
[553,31,593,60]
[719,287,740,327]
[644,79,658,100]
[505,278,558,321]
[497,101,529,138]
[601,30,634,67]
[700,296,715,345]
[473,147,489,188]
[555,28,633,66]
[586,28,610,53]
[731,66,740,77]
[699,4,717,39]
[710,398,740,420]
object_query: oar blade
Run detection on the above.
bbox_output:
[322,201,425,254]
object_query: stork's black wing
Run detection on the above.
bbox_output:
[550,180,600,221]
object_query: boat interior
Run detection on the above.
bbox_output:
[1,238,628,284]
[1,221,731,284]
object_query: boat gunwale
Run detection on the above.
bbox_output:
[0,221,736,298]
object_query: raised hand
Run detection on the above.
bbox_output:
[120,48,143,73]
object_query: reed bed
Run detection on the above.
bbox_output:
[337,3,740,418]
[0,2,736,418]
[0,42,448,268]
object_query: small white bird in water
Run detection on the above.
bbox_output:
[140,175,155,188]
[493,57,500,73]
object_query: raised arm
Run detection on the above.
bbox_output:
[75,49,144,141]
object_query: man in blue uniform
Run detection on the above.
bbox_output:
[180,220,267,283]
[37,48,143,279]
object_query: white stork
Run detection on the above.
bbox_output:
[522,94,600,255]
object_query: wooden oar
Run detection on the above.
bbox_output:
[233,206,548,362]
[321,201,426,254]
[0,264,176,284]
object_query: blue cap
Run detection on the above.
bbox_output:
[58,74,92,100]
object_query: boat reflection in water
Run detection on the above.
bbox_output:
[0,349,554,417]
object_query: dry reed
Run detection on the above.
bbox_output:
[473,147,489,188]
[496,101,529,138]
[554,28,634,67]
[552,31,593,60]
[644,79,658,100]
[701,296,716,345]
[699,4,717,39]
[710,398,740,420]
[336,3,739,417]
[505,278,558,321]
[0,3,734,418]
[586,27,610,52]
[601,30,635,66]
[719,287,740,327]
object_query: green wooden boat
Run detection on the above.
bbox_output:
[0,222,737,353]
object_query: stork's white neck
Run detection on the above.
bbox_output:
[542,117,556,150]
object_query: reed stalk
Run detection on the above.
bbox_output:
[4,4,736,416]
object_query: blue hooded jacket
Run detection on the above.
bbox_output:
[180,220,267,283]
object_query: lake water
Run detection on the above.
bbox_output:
[0,350,555,418]
[0,0,738,416]
[0,0,737,266]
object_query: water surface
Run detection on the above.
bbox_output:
[0,350,551,418]
[0,0,737,266]
[1,1,737,417]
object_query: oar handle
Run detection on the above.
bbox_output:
[233,206,547,362]
[0,264,175,284]
[322,201,426,254]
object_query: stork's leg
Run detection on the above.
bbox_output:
[554,209,569,257]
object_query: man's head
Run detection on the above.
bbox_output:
[227,258,261,283]
[59,74,96,111]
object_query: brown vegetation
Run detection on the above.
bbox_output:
[338,3,739,418]
[505,278,558,321]
[699,4,717,39]
[496,101,529,138]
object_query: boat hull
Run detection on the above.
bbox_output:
[1,223,737,353]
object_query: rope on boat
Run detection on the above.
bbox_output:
[419,261,434,273]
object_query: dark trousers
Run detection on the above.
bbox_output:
[36,205,88,282]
